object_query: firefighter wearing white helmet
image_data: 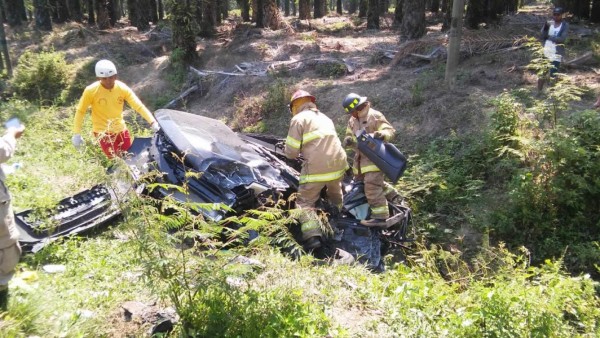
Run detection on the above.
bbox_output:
[72,59,160,158]
[342,93,396,228]
[284,89,348,250]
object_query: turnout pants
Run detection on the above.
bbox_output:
[364,171,389,219]
[296,179,343,241]
[0,202,21,287]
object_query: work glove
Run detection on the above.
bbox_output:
[72,134,84,149]
[275,140,285,151]
[151,121,160,132]
[343,136,355,147]
[373,131,385,140]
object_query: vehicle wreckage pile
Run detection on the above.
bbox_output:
[15,109,411,270]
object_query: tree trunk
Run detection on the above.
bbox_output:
[393,0,402,28]
[128,0,151,30]
[0,3,12,77]
[430,0,440,12]
[592,0,600,23]
[54,0,70,22]
[200,0,216,36]
[4,0,23,26]
[465,0,485,29]
[96,0,111,28]
[336,0,341,14]
[367,0,379,28]
[240,0,250,21]
[291,0,296,16]
[442,0,452,31]
[314,0,324,18]
[261,0,282,29]
[445,0,464,88]
[158,0,164,20]
[17,0,27,21]
[149,0,158,22]
[284,0,289,16]
[401,0,425,40]
[109,0,119,24]
[573,0,590,18]
[358,0,367,17]
[298,0,310,19]
[221,0,229,20]
[87,0,95,24]
[34,0,53,30]
[378,0,386,14]
[68,0,83,22]
[171,0,196,63]
[348,0,357,14]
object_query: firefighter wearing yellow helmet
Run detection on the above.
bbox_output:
[342,93,396,228]
[284,90,348,250]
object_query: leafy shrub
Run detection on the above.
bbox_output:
[315,62,347,78]
[62,59,96,105]
[11,50,70,106]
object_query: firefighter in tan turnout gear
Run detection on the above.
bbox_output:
[342,93,396,228]
[284,90,348,250]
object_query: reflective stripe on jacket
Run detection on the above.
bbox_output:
[285,108,348,184]
[345,106,395,175]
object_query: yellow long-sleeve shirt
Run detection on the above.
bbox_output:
[73,80,155,134]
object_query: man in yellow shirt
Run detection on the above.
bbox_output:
[72,59,159,158]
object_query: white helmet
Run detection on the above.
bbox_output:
[95,59,117,78]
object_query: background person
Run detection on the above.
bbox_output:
[72,59,159,158]
[284,90,348,250]
[538,7,569,92]
[0,122,25,312]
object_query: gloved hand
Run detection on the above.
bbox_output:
[72,134,84,149]
[373,131,385,140]
[151,121,160,132]
[343,136,355,147]
[275,140,285,151]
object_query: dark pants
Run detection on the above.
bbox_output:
[549,61,560,77]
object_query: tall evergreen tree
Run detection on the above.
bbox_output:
[87,0,96,25]
[314,0,324,18]
[336,0,342,15]
[358,0,367,18]
[96,0,111,29]
[260,0,283,29]
[53,0,71,23]
[170,0,197,62]
[298,0,310,19]
[401,0,425,40]
[0,2,12,76]
[4,0,24,26]
[393,0,403,28]
[367,0,379,29]
[592,0,600,23]
[68,0,83,22]
[34,0,53,31]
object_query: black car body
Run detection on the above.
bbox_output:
[16,109,411,268]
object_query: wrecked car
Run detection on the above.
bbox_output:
[15,109,411,269]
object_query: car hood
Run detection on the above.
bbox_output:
[156,109,289,191]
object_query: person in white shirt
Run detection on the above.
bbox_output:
[538,7,569,92]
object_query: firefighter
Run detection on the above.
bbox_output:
[342,93,396,227]
[0,122,25,311]
[284,90,348,249]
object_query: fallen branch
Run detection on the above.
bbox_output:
[163,85,199,109]
[564,51,593,67]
